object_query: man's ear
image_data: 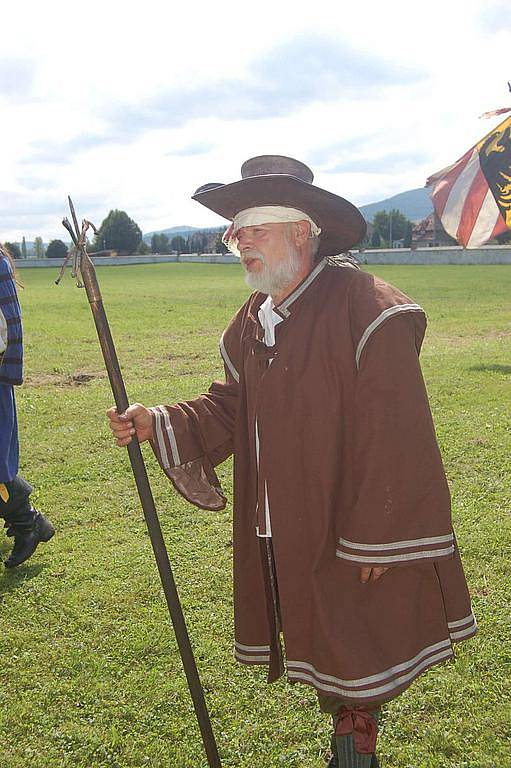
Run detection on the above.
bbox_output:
[294,220,311,245]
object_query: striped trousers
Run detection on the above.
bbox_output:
[318,694,382,768]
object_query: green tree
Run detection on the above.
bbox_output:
[4,242,21,259]
[189,232,207,254]
[370,229,381,248]
[137,240,150,255]
[34,237,45,258]
[46,239,68,259]
[150,233,170,254]
[372,209,411,246]
[21,236,27,259]
[214,233,228,254]
[93,210,142,254]
[170,235,186,254]
[403,221,413,248]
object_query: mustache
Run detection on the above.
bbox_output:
[241,250,266,266]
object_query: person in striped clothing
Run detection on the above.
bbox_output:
[0,244,54,568]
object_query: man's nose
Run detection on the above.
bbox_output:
[236,229,253,250]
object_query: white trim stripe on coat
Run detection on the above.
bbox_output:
[448,613,477,642]
[338,533,454,552]
[336,545,454,564]
[234,640,271,665]
[235,651,271,663]
[160,406,181,465]
[447,613,476,630]
[287,646,453,700]
[277,258,327,318]
[355,304,423,369]
[235,641,271,653]
[150,406,181,467]
[219,332,239,383]
[288,638,451,689]
[150,407,171,469]
[450,623,478,642]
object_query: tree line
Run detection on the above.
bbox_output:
[13,205,509,258]
[366,209,414,249]
[4,209,229,259]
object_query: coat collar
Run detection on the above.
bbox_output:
[274,257,328,319]
[246,256,328,332]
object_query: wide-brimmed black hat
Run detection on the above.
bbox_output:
[192,154,366,255]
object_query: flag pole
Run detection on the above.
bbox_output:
[60,199,222,768]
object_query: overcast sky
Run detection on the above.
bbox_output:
[1,0,510,241]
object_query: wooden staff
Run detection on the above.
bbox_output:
[60,198,222,768]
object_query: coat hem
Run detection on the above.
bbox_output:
[285,650,452,705]
[235,652,271,664]
[448,612,477,643]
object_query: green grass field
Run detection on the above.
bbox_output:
[1,263,510,768]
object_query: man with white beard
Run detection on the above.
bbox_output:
[107,156,476,767]
[238,222,305,297]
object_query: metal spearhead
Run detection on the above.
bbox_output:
[55,198,97,288]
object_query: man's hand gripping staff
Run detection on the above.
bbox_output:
[58,198,222,768]
[107,403,153,446]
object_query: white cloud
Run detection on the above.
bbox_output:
[0,0,510,241]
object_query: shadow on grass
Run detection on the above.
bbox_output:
[0,557,44,595]
[468,364,511,374]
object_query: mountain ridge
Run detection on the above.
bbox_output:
[142,188,434,239]
[359,187,433,222]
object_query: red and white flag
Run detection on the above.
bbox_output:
[479,107,511,119]
[426,115,511,248]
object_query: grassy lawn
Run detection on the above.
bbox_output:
[1,262,510,768]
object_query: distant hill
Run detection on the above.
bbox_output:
[140,188,434,243]
[359,187,432,223]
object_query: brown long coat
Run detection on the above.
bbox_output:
[150,257,476,705]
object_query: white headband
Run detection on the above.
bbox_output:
[222,206,321,257]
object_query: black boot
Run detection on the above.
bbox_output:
[4,508,55,568]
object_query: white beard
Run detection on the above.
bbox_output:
[243,241,301,297]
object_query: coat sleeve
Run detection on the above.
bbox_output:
[336,311,455,568]
[148,309,243,511]
[0,254,23,385]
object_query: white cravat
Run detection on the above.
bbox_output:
[255,296,283,537]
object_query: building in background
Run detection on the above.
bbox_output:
[412,212,457,248]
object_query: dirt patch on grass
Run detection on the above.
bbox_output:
[431,329,511,348]
[26,371,106,387]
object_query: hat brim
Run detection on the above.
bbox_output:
[192,175,366,255]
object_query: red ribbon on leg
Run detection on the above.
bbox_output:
[335,707,378,754]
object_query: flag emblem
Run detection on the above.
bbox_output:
[426,116,511,247]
